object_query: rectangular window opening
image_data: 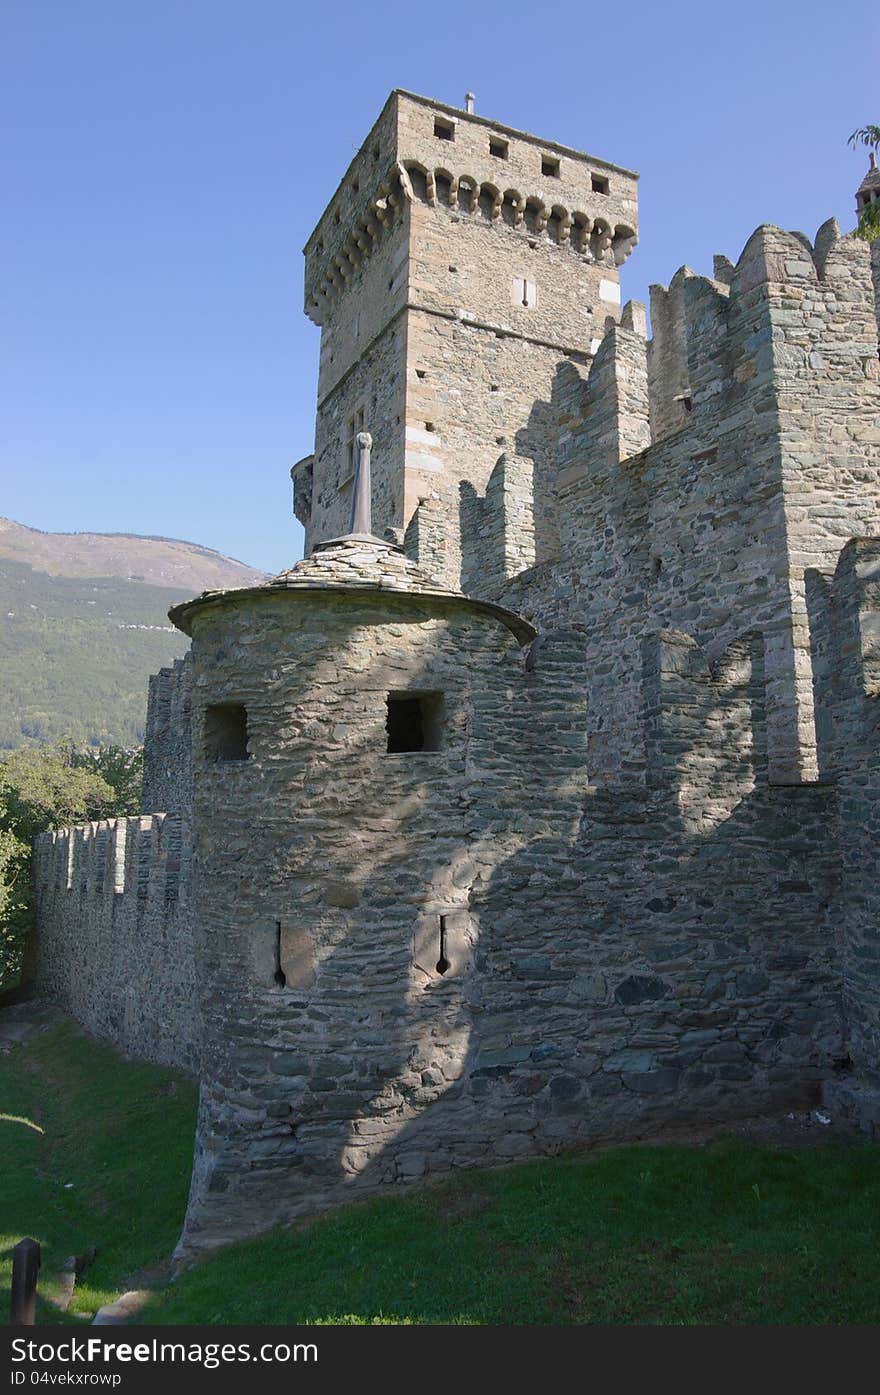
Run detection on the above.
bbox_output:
[434,117,455,141]
[591,173,609,195]
[205,703,249,761]
[541,155,560,177]
[490,137,508,159]
[386,692,444,753]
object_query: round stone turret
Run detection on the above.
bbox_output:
[169,534,535,1252]
[856,151,880,222]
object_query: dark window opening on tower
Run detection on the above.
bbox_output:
[386,692,444,753]
[205,703,249,762]
[434,117,455,141]
[541,155,560,177]
[591,174,609,194]
[409,166,429,201]
[490,137,508,159]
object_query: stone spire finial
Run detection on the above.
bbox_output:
[348,431,373,535]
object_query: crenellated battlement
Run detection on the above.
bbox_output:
[142,652,193,816]
[304,90,639,328]
[298,90,640,565]
[33,814,198,1071]
[642,220,879,448]
[36,813,188,904]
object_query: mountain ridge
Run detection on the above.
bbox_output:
[0,518,271,591]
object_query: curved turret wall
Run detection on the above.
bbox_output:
[178,575,535,1252]
[175,559,845,1257]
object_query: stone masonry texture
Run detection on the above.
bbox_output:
[30,92,880,1256]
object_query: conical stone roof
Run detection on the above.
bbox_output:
[857,153,880,195]
[168,535,536,642]
[270,534,453,595]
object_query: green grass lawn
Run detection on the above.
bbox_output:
[1,1016,198,1322]
[3,1012,880,1325]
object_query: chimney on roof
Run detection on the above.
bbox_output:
[465,92,475,114]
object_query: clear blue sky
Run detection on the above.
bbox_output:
[2,0,875,574]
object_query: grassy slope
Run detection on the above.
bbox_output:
[0,559,191,748]
[0,1019,197,1321]
[3,1016,880,1326]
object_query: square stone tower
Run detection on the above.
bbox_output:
[293,90,639,587]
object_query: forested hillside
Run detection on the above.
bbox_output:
[0,521,268,749]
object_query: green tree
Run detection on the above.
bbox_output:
[849,125,880,241]
[68,744,143,816]
[0,742,139,989]
[0,826,30,987]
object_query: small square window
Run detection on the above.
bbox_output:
[386,692,444,753]
[591,173,609,195]
[434,117,455,141]
[541,155,560,178]
[490,137,508,159]
[205,703,249,761]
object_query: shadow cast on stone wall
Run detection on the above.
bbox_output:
[341,626,842,1197]
[457,360,585,597]
[180,614,843,1256]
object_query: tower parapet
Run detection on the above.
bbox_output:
[298,90,639,582]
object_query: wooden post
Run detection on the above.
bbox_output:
[10,1237,40,1325]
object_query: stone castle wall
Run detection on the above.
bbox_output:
[809,540,880,1085]
[497,221,880,789]
[169,552,844,1255]
[25,87,880,1254]
[142,653,193,816]
[33,814,199,1073]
